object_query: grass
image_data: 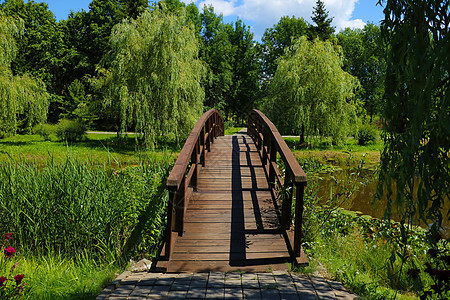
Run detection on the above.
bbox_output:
[0,133,176,299]
[2,253,120,300]
[285,136,383,170]
[0,133,180,165]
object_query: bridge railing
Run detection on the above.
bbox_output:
[164,109,224,260]
[247,109,307,261]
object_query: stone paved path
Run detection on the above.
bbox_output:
[96,271,359,299]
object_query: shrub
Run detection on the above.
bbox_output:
[55,119,86,142]
[357,124,378,145]
[33,123,56,141]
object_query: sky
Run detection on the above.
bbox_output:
[38,0,385,40]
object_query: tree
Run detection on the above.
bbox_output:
[377,0,449,240]
[96,7,204,146]
[262,36,360,144]
[337,24,385,122]
[226,19,260,122]
[0,0,67,94]
[309,0,335,40]
[0,13,48,135]
[200,5,233,113]
[260,16,308,81]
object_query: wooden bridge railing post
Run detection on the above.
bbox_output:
[247,109,307,264]
[294,182,306,257]
[164,109,224,261]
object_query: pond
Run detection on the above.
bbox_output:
[316,169,450,238]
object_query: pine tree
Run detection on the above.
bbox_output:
[309,0,335,40]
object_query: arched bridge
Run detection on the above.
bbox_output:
[157,109,308,272]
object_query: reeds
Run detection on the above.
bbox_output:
[0,154,171,261]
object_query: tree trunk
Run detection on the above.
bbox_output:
[300,124,305,144]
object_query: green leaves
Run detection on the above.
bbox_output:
[262,36,360,144]
[97,7,204,147]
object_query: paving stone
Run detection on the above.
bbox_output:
[206,287,225,299]
[297,290,319,300]
[310,277,332,291]
[326,281,347,292]
[155,276,176,286]
[261,288,280,300]
[315,288,338,300]
[243,288,262,300]
[136,278,157,286]
[225,287,243,299]
[208,278,225,288]
[242,277,259,289]
[108,288,132,298]
[129,286,150,297]
[187,287,207,299]
[167,289,188,299]
[191,280,208,289]
[148,285,171,298]
[333,289,359,300]
[108,297,128,300]
[280,293,300,300]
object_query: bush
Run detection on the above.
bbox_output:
[33,123,57,141]
[55,119,86,142]
[357,124,378,145]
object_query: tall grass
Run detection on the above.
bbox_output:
[0,154,172,261]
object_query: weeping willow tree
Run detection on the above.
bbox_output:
[262,36,360,144]
[97,7,204,147]
[0,14,48,135]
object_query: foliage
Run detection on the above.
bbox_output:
[337,24,386,121]
[262,36,360,144]
[55,119,86,142]
[357,124,379,146]
[259,15,308,81]
[97,7,204,147]
[309,0,335,40]
[1,233,27,299]
[377,0,449,244]
[12,253,119,300]
[0,13,48,135]
[200,5,234,114]
[0,155,171,261]
[200,6,260,122]
[33,123,57,141]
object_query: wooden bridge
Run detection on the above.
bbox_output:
[156,109,307,272]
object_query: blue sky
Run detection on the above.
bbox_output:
[38,0,384,40]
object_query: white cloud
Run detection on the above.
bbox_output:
[183,0,366,40]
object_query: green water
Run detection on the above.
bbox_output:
[316,170,449,238]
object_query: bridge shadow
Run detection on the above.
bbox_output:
[229,135,288,267]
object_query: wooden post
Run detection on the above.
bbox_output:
[269,139,276,189]
[191,144,198,189]
[281,172,293,230]
[200,126,205,167]
[165,187,176,259]
[175,178,185,236]
[294,182,306,257]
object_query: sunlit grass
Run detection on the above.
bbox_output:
[0,133,179,165]
[4,253,120,300]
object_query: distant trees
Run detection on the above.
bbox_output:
[96,8,204,146]
[200,6,259,122]
[309,0,335,40]
[0,13,48,135]
[260,16,308,80]
[262,36,360,144]
[337,24,385,122]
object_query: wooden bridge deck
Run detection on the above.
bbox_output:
[159,131,297,272]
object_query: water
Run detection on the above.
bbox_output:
[316,169,450,238]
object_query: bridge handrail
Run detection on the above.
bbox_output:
[247,109,307,260]
[164,109,224,260]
